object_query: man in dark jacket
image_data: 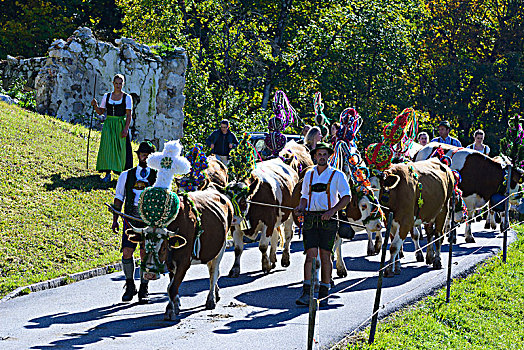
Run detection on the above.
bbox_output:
[206,119,239,166]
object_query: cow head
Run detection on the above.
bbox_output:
[346,186,383,232]
[225,174,261,225]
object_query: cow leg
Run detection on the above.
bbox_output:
[281,217,294,268]
[269,226,279,269]
[411,226,424,262]
[489,210,497,230]
[432,212,447,270]
[228,225,244,278]
[206,242,226,310]
[333,235,347,278]
[385,223,402,278]
[464,215,475,243]
[425,223,435,265]
[164,261,190,321]
[373,230,383,256]
[259,225,273,274]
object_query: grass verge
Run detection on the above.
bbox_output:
[340,226,524,350]
[0,102,128,299]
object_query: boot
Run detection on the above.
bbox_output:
[138,283,150,304]
[295,282,312,306]
[318,285,329,307]
[122,279,137,302]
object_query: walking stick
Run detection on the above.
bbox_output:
[86,75,97,169]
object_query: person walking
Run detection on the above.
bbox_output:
[91,74,133,182]
[294,142,351,307]
[431,120,462,147]
[111,141,157,303]
[466,129,490,155]
[205,119,238,166]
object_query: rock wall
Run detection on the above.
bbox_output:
[1,27,187,148]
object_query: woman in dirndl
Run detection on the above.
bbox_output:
[91,74,133,182]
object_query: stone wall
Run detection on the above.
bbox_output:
[1,27,187,148]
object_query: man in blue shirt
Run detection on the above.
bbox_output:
[431,120,462,147]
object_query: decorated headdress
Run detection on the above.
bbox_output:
[229,132,257,181]
[365,107,418,172]
[180,144,209,192]
[139,140,191,227]
[265,90,296,156]
[500,115,524,170]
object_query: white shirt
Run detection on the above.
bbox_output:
[100,92,133,110]
[466,143,490,155]
[115,166,152,207]
[301,166,351,211]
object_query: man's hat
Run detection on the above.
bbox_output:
[310,142,334,157]
[136,141,156,154]
[438,120,451,129]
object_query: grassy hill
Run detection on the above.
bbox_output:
[0,102,127,298]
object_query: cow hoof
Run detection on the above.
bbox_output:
[484,223,490,230]
[490,223,497,230]
[271,262,276,269]
[426,256,434,265]
[394,268,401,275]
[465,236,476,244]
[433,259,442,270]
[205,299,216,310]
[384,267,394,278]
[228,267,240,278]
[399,251,404,259]
[367,247,376,256]
[415,251,424,262]
[374,242,382,255]
[164,308,178,321]
[336,268,348,278]
[281,252,290,267]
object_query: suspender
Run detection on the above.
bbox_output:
[307,167,337,211]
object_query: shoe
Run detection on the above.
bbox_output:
[122,279,137,302]
[101,173,111,183]
[296,282,313,306]
[318,285,329,307]
[138,283,150,304]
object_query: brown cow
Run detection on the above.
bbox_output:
[178,155,228,191]
[228,158,299,277]
[379,158,455,277]
[415,142,523,242]
[139,189,233,320]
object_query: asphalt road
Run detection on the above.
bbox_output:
[0,222,514,350]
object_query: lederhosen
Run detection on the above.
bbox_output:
[106,92,133,171]
[121,167,157,250]
[302,168,339,251]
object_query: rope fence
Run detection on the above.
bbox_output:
[309,187,524,348]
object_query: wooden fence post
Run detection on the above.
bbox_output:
[369,212,394,344]
[503,166,512,263]
[446,189,456,303]
[307,257,318,350]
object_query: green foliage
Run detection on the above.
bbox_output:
[345,227,524,349]
[0,78,36,111]
[499,115,524,168]
[0,0,123,58]
[0,102,124,298]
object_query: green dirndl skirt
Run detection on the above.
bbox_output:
[96,115,126,173]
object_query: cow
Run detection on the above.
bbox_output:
[227,158,299,277]
[415,142,523,243]
[378,158,455,277]
[279,140,314,176]
[178,155,228,192]
[134,189,233,320]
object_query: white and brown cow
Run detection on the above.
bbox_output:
[279,141,314,177]
[228,158,299,277]
[379,159,455,277]
[415,142,523,242]
[138,189,233,320]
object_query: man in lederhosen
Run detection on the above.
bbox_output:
[112,141,157,303]
[294,142,351,307]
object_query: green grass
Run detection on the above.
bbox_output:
[0,102,129,298]
[342,226,524,350]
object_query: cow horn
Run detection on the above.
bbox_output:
[168,233,187,249]
[125,224,144,243]
[384,174,401,191]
